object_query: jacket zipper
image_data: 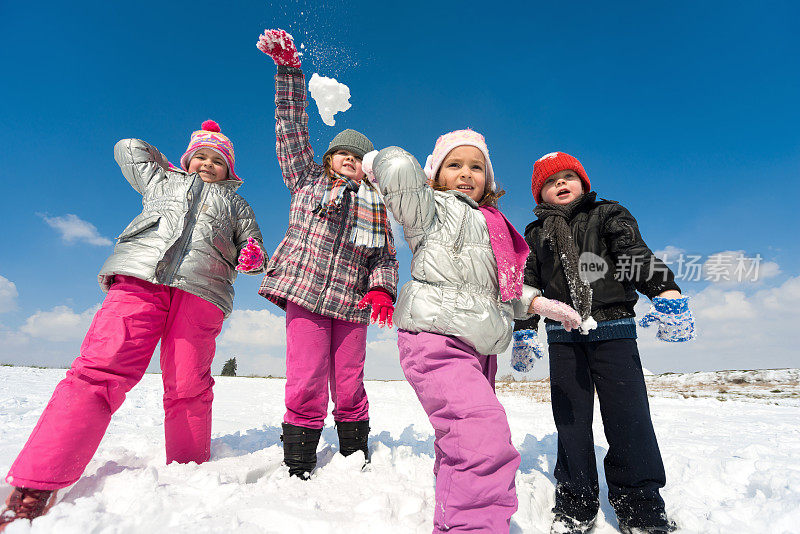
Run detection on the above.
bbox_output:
[314,192,352,313]
[165,177,207,285]
[453,204,469,254]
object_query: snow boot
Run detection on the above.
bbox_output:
[281,423,322,480]
[550,512,596,534]
[618,519,677,534]
[335,419,370,462]
[0,487,56,531]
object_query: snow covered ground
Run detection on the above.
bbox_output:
[1,366,798,533]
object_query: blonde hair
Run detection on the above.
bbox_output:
[323,153,335,179]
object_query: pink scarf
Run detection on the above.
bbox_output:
[479,206,530,302]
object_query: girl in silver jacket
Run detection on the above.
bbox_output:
[368,129,581,534]
[1,120,266,527]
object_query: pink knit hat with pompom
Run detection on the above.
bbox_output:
[423,129,496,191]
[180,120,240,181]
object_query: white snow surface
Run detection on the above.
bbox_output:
[308,73,351,127]
[1,367,799,533]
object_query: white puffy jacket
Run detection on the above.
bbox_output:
[374,147,537,355]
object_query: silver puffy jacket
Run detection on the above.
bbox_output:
[374,147,537,355]
[98,139,266,317]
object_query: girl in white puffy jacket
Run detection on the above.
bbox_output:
[1,121,266,529]
[369,130,581,533]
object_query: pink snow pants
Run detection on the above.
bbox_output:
[398,330,521,534]
[283,301,369,429]
[6,275,224,491]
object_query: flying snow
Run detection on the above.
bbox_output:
[309,73,352,127]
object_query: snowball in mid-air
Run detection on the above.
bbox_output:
[309,73,351,126]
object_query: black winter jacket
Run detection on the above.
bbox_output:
[516,193,680,330]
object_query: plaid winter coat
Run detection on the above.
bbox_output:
[258,66,398,324]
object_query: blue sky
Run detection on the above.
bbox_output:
[1,0,798,378]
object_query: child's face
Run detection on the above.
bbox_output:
[331,150,365,181]
[436,145,486,202]
[188,148,228,183]
[540,169,584,205]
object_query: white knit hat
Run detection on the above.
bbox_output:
[423,129,496,191]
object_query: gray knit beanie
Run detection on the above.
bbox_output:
[324,129,374,159]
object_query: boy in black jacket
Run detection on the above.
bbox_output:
[513,152,695,534]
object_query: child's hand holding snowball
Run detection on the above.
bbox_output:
[529,296,582,331]
[257,29,301,67]
[511,297,582,373]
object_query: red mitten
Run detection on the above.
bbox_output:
[357,289,394,328]
[531,296,582,331]
[236,237,265,272]
[256,29,301,68]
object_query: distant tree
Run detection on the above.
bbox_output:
[221,357,237,377]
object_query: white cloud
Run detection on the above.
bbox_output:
[5,275,797,379]
[0,275,18,313]
[654,245,686,262]
[40,213,113,246]
[215,310,406,379]
[501,272,800,379]
[214,308,288,377]
[701,250,780,285]
[19,304,99,342]
[218,308,286,347]
[364,327,404,379]
[635,274,800,372]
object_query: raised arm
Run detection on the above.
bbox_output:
[257,29,322,191]
[113,138,172,194]
[372,147,437,239]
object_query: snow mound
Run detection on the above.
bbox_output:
[309,73,351,127]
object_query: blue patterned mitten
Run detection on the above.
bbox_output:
[511,330,544,372]
[639,296,696,342]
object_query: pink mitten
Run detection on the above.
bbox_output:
[236,237,265,272]
[357,288,394,327]
[256,29,301,68]
[531,297,582,331]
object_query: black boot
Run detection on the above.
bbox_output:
[618,518,677,534]
[550,512,596,534]
[281,423,322,479]
[335,420,370,461]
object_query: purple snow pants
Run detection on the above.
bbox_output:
[283,301,369,429]
[398,330,521,533]
[6,275,224,491]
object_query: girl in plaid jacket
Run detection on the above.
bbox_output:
[255,29,398,479]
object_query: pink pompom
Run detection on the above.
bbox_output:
[201,120,221,133]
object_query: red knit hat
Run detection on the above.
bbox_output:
[531,151,591,204]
